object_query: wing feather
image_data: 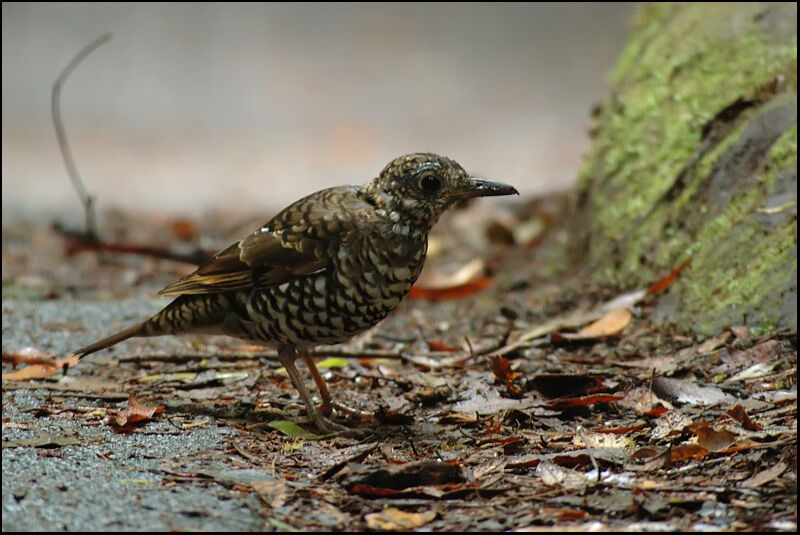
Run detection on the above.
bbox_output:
[158,186,368,296]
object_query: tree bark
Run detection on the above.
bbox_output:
[572,3,796,336]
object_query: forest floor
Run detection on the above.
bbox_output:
[2,195,796,531]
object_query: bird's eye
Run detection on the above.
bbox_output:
[420,174,441,194]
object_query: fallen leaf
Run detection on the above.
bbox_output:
[426,340,461,352]
[629,447,666,461]
[547,394,623,410]
[406,385,451,406]
[506,448,628,470]
[592,423,648,434]
[252,479,287,509]
[136,372,198,383]
[551,307,632,341]
[529,374,605,399]
[652,377,736,406]
[452,387,539,415]
[691,423,738,451]
[726,325,749,339]
[413,258,485,289]
[695,331,732,354]
[669,443,709,463]
[439,412,480,425]
[651,410,692,439]
[315,357,349,369]
[741,461,787,487]
[644,406,669,417]
[345,460,465,491]
[110,393,164,431]
[578,307,632,337]
[573,431,633,449]
[724,362,776,383]
[267,420,331,440]
[170,218,198,240]
[726,404,762,431]
[540,508,588,521]
[489,289,647,357]
[512,216,548,245]
[196,468,276,488]
[2,422,38,430]
[374,406,414,425]
[407,276,492,301]
[646,257,692,295]
[2,436,83,448]
[365,507,436,531]
[536,461,588,490]
[1,347,56,368]
[1,353,79,381]
[489,356,518,383]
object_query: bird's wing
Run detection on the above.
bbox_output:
[158,186,368,296]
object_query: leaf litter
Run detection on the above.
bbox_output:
[2,198,796,531]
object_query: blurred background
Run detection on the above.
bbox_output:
[2,3,633,224]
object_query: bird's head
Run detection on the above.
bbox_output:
[367,153,518,230]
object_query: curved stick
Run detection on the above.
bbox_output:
[51,33,112,239]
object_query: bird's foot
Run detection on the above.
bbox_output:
[318,399,375,421]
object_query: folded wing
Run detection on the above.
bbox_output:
[159,186,367,296]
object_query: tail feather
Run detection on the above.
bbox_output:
[73,322,147,359]
[73,294,241,360]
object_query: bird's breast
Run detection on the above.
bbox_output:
[242,233,427,346]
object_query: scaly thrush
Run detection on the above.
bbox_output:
[72,153,518,432]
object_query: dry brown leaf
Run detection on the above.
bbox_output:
[652,377,736,406]
[111,393,164,430]
[439,412,480,425]
[2,353,79,381]
[578,307,632,336]
[646,257,692,295]
[536,461,588,490]
[547,394,623,410]
[365,507,436,531]
[692,423,738,452]
[408,258,492,301]
[669,443,710,463]
[407,277,492,301]
[726,404,762,431]
[413,258,485,289]
[489,356,519,383]
[741,461,787,487]
[252,479,287,509]
[696,331,732,354]
[2,347,57,368]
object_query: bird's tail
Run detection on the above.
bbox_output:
[73,293,241,360]
[73,322,147,360]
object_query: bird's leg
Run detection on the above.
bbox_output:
[276,344,346,433]
[299,350,374,420]
[298,350,334,414]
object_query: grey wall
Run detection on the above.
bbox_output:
[2,3,633,221]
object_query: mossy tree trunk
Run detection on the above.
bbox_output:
[572,3,796,337]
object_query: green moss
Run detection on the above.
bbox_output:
[763,126,798,182]
[582,3,796,257]
[677,201,795,335]
[575,3,797,336]
[668,112,797,335]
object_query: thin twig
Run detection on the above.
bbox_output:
[53,221,213,265]
[52,33,112,239]
[577,426,602,483]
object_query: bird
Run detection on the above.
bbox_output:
[71,153,518,433]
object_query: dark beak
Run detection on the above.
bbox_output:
[447,177,519,200]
